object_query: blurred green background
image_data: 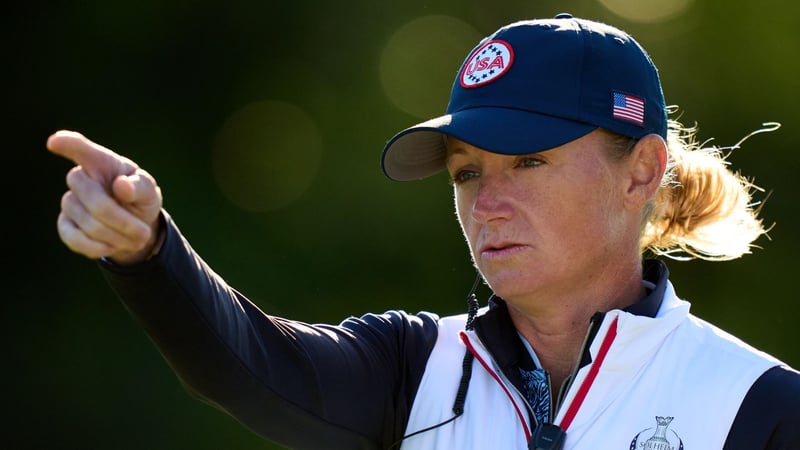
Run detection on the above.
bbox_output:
[7,0,799,448]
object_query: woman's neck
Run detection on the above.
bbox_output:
[506,268,646,393]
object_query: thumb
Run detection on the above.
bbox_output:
[111,175,137,205]
[47,130,137,183]
[112,171,158,205]
[111,170,163,223]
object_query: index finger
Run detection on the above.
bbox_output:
[46,130,137,182]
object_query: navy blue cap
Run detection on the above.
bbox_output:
[381,14,667,181]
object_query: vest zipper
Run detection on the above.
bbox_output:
[552,311,606,419]
[545,370,553,424]
[460,311,611,444]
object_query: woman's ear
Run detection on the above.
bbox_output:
[625,133,667,209]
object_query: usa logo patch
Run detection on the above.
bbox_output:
[460,40,514,88]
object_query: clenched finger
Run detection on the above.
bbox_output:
[60,190,141,254]
[65,167,152,243]
[56,211,115,259]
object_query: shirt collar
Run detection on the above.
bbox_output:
[623,259,668,318]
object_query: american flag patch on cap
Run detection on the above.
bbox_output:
[613,92,644,126]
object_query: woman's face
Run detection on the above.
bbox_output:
[446,130,638,305]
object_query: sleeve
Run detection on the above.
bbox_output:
[724,365,800,450]
[97,211,441,450]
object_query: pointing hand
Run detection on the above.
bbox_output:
[47,130,164,264]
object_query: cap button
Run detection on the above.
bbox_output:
[554,13,573,19]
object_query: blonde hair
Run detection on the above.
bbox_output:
[640,114,779,261]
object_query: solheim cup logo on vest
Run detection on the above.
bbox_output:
[629,416,684,450]
[460,40,514,88]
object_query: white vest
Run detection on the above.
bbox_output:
[401,282,782,450]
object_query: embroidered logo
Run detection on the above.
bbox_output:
[460,40,514,88]
[629,416,684,450]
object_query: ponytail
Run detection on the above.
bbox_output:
[640,117,779,261]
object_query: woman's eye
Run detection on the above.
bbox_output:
[519,157,543,168]
[452,169,479,184]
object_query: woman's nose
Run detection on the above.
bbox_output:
[471,175,513,224]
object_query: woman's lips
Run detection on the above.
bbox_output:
[480,243,529,259]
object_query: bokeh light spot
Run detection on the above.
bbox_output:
[212,100,322,212]
[380,15,482,118]
[597,0,695,23]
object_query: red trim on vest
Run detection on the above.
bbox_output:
[559,316,619,431]
[460,331,532,442]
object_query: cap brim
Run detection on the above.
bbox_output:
[381,107,598,181]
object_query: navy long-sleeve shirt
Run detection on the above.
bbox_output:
[99,212,800,449]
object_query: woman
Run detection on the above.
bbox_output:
[48,14,798,450]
